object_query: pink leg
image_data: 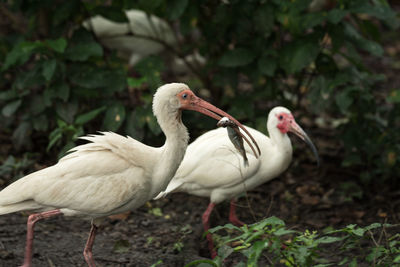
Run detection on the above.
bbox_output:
[229,199,245,227]
[83,222,98,267]
[20,209,62,267]
[202,202,217,259]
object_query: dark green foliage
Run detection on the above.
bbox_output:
[185,217,400,266]
[0,0,399,184]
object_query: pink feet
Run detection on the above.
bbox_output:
[21,209,62,267]
[202,202,217,258]
[202,199,246,259]
[83,223,98,267]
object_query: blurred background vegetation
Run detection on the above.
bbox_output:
[0,0,399,190]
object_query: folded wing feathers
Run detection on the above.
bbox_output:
[60,132,155,167]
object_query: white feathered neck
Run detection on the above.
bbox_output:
[149,83,190,196]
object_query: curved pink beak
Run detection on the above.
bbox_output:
[182,95,261,158]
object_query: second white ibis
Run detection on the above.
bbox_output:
[155,106,319,258]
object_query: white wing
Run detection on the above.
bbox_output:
[0,132,158,216]
[157,127,263,197]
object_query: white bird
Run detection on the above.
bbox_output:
[83,10,175,65]
[155,106,319,258]
[83,9,206,71]
[0,83,259,267]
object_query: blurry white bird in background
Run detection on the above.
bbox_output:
[83,10,206,73]
[155,106,319,258]
[0,83,259,267]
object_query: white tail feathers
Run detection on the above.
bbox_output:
[153,180,183,200]
[0,201,42,215]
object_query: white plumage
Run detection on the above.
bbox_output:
[83,9,206,72]
[0,83,258,267]
[155,106,319,258]
[83,10,176,65]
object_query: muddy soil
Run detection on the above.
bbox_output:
[0,133,399,267]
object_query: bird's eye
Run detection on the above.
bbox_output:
[279,115,283,120]
[182,93,188,99]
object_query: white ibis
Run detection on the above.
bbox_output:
[0,83,259,267]
[155,106,319,258]
[83,9,206,72]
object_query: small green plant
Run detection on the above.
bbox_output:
[185,216,400,267]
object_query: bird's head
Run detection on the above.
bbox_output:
[269,106,320,166]
[152,83,261,156]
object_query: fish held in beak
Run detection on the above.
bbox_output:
[179,91,261,158]
[217,117,250,166]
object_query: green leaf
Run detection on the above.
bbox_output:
[0,89,18,101]
[127,77,147,88]
[364,223,382,231]
[217,245,234,261]
[113,239,131,253]
[302,12,325,29]
[2,41,41,71]
[350,3,397,21]
[42,59,57,81]
[75,106,106,125]
[12,121,32,149]
[52,83,70,102]
[167,0,188,20]
[14,66,46,90]
[102,103,126,131]
[394,254,400,263]
[148,207,163,216]
[56,102,78,124]
[150,259,163,267]
[65,42,103,61]
[349,258,357,267]
[258,56,276,76]
[44,38,67,53]
[344,23,383,56]
[366,247,386,262]
[262,216,285,226]
[69,64,125,91]
[352,227,366,237]
[316,236,344,244]
[247,240,269,266]
[218,48,256,67]
[280,37,320,74]
[327,9,348,24]
[2,99,22,117]
[209,223,241,233]
[273,228,296,236]
[335,90,353,114]
[32,114,48,131]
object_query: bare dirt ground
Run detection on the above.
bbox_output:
[0,133,399,267]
